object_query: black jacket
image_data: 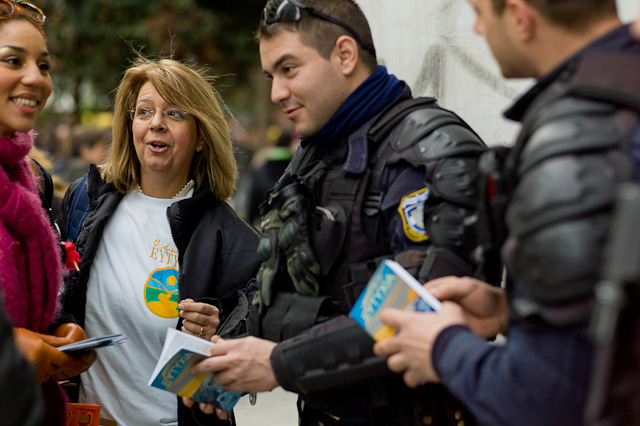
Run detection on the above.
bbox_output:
[57,165,261,426]
[0,292,44,426]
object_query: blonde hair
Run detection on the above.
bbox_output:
[100,57,238,200]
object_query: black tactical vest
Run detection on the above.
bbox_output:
[250,97,485,342]
[248,97,486,426]
[495,52,640,327]
[549,51,640,426]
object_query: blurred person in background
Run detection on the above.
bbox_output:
[245,124,295,228]
[29,144,67,219]
[50,122,72,174]
[59,126,110,184]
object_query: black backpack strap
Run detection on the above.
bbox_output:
[28,158,56,226]
[66,173,90,242]
[361,97,437,228]
[29,158,53,208]
[368,97,437,143]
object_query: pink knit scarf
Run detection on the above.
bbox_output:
[0,131,62,333]
[0,132,66,426]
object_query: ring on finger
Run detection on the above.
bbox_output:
[199,326,204,337]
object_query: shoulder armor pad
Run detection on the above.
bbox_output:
[388,108,485,160]
[510,152,632,238]
[415,125,486,162]
[520,98,625,175]
[527,95,616,130]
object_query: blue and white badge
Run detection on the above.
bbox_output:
[397,187,429,242]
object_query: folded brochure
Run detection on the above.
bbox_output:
[58,334,127,355]
[350,259,441,341]
[148,328,243,412]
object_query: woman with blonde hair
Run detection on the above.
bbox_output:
[57,56,260,426]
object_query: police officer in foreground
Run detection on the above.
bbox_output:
[184,0,487,424]
[374,1,640,425]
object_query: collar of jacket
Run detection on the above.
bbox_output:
[167,182,218,252]
[85,164,217,253]
[505,24,637,122]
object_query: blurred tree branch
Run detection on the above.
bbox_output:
[40,0,263,123]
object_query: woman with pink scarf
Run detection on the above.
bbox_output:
[0,2,95,425]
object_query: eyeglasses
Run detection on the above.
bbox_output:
[129,107,190,123]
[262,0,376,57]
[0,1,46,25]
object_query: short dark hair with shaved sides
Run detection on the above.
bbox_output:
[257,0,378,72]
[490,0,617,31]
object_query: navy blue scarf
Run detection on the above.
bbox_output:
[306,66,404,148]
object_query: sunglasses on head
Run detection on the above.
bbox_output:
[262,0,375,56]
[0,0,46,25]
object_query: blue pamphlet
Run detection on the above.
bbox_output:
[148,328,243,412]
[58,334,127,355]
[350,259,441,341]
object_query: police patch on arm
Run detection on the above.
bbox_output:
[397,187,429,242]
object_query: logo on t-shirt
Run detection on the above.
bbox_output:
[150,239,179,268]
[144,267,180,318]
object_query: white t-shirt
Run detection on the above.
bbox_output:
[80,189,191,426]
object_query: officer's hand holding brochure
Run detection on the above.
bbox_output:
[58,334,127,355]
[148,328,243,412]
[350,259,442,341]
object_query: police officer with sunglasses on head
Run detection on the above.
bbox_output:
[185,1,488,424]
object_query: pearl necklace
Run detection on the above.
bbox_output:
[135,180,195,199]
